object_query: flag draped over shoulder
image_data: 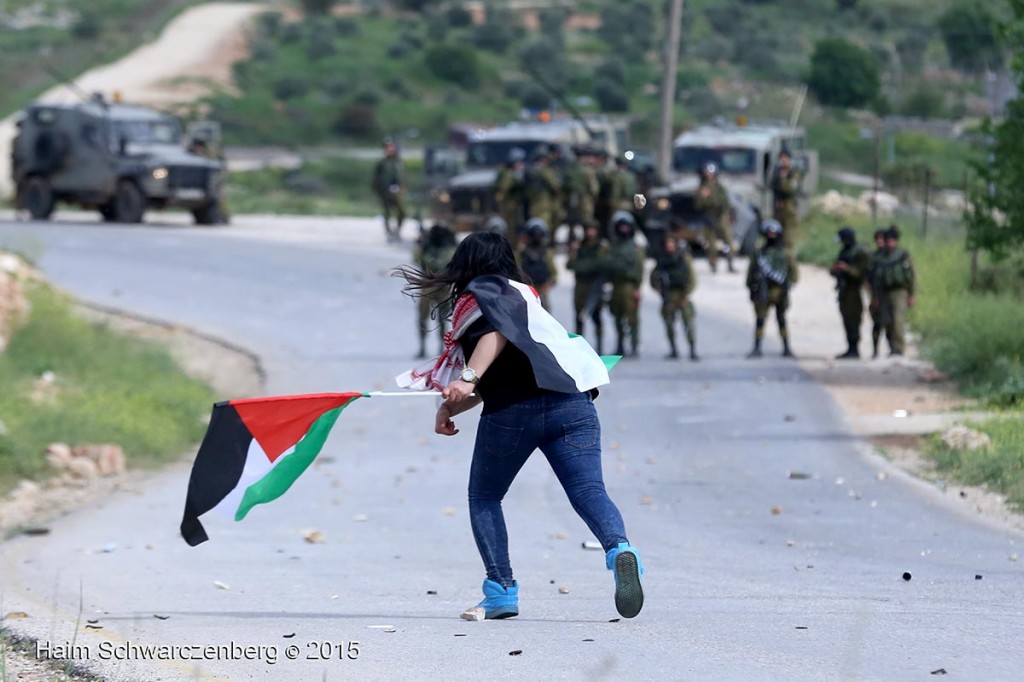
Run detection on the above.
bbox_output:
[464,275,615,393]
[180,392,363,547]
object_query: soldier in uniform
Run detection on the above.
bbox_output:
[746,219,798,358]
[566,147,601,245]
[524,147,561,236]
[413,222,457,358]
[770,149,802,250]
[830,227,871,359]
[372,137,406,243]
[594,151,616,239]
[693,162,736,274]
[494,148,526,234]
[607,211,645,358]
[517,218,557,311]
[651,234,698,361]
[865,228,889,358]
[567,220,610,354]
[875,226,916,357]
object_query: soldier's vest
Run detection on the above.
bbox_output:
[524,168,551,200]
[420,245,455,272]
[757,248,790,286]
[520,246,552,285]
[879,251,911,291]
[661,254,691,290]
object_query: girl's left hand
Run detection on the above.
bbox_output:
[443,379,475,406]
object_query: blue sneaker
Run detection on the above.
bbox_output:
[476,579,519,619]
[606,543,644,618]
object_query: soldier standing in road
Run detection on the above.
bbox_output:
[566,147,601,245]
[651,234,698,361]
[517,218,557,311]
[567,220,610,354]
[875,226,916,357]
[830,227,871,359]
[524,147,561,236]
[865,228,889,358]
[494,148,526,234]
[372,137,406,243]
[612,155,639,219]
[594,151,615,239]
[770,150,802,250]
[413,222,457,358]
[746,219,798,358]
[607,211,645,358]
[693,162,736,274]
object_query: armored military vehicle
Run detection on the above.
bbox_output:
[11,95,226,224]
[429,119,592,232]
[645,122,818,254]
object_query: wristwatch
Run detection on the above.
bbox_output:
[459,367,479,384]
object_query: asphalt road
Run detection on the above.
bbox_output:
[1,214,1021,682]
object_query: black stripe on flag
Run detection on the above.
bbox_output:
[180,402,253,546]
[465,275,580,393]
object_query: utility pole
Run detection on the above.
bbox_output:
[657,0,684,185]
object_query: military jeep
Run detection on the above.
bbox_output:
[11,96,226,224]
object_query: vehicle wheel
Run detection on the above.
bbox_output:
[113,180,145,223]
[191,200,222,226]
[20,176,55,220]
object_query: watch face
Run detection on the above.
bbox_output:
[461,368,476,382]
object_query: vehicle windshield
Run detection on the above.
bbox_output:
[673,146,757,175]
[109,118,182,146]
[465,140,548,169]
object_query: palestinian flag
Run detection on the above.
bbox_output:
[180,392,364,546]
[465,275,616,393]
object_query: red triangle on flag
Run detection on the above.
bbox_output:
[230,393,363,462]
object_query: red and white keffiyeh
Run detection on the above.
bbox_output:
[396,293,483,391]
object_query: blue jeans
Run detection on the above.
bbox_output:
[468,392,629,587]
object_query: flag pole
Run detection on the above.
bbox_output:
[367,391,444,397]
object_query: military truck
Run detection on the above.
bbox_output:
[645,122,818,255]
[11,95,227,224]
[429,119,592,232]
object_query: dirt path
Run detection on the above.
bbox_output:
[0,2,266,198]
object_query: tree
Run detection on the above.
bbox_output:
[937,3,1003,73]
[807,38,881,108]
[424,43,481,89]
[298,0,336,16]
[965,1,1024,260]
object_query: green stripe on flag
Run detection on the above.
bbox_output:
[601,355,622,371]
[235,398,358,521]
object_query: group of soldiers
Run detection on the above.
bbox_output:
[830,225,916,359]
[493,142,643,247]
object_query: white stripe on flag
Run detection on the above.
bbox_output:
[508,280,610,392]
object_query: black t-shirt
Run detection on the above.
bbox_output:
[460,317,551,414]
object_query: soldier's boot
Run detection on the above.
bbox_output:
[665,327,679,360]
[872,329,881,359]
[416,336,427,360]
[836,335,859,360]
[594,327,604,356]
[687,329,699,361]
[575,317,585,337]
[748,320,765,358]
[781,330,795,359]
[629,327,640,358]
[727,252,737,274]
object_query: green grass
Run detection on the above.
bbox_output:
[0,0,207,118]
[0,283,215,493]
[227,155,429,217]
[930,417,1024,510]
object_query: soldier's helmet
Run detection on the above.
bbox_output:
[701,161,718,176]
[480,216,509,236]
[524,217,549,239]
[611,210,637,238]
[428,222,456,246]
[760,219,784,237]
[508,147,527,164]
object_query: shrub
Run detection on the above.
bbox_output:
[594,78,629,113]
[519,83,551,110]
[334,104,379,138]
[280,22,304,44]
[899,85,947,119]
[353,88,382,107]
[274,76,311,100]
[334,17,361,37]
[446,4,473,28]
[72,13,103,40]
[257,12,284,38]
[808,38,881,108]
[596,59,627,88]
[426,13,449,41]
[307,21,337,60]
[937,2,1003,73]
[299,0,336,16]
[472,21,513,53]
[424,43,481,89]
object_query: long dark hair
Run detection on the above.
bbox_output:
[393,232,528,311]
